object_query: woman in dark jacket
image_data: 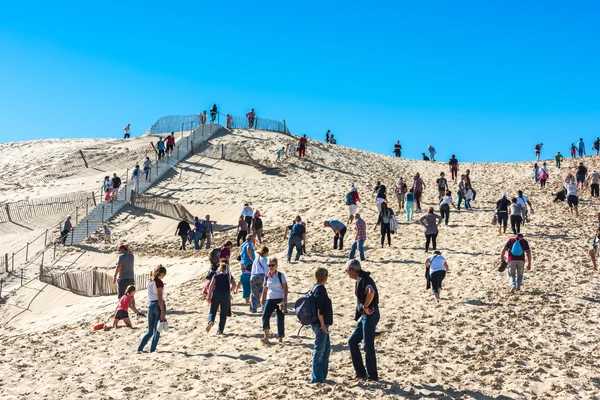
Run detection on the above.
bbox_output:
[311,267,333,384]
[374,201,395,248]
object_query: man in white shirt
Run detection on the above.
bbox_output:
[516,190,533,223]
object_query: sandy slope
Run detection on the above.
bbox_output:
[1,129,599,399]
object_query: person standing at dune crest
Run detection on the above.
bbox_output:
[534,143,543,161]
[427,145,436,161]
[555,151,564,168]
[246,109,255,129]
[298,135,308,158]
[123,123,131,139]
[449,155,459,182]
[577,138,586,157]
[393,141,402,157]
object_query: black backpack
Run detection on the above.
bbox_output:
[209,248,221,265]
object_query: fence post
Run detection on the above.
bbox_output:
[4,204,11,222]
[54,242,56,259]
[222,144,225,159]
[92,191,97,206]
[21,269,24,287]
[76,207,79,224]
[87,220,89,236]
[92,267,96,296]
[71,227,74,245]
[12,253,14,272]
[0,279,3,301]
[177,147,180,160]
[102,205,105,223]
[39,253,44,280]
[45,229,48,246]
[26,242,29,262]
[86,201,89,216]
[4,254,7,273]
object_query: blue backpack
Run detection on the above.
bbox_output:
[345,193,352,205]
[295,285,319,332]
[510,239,524,257]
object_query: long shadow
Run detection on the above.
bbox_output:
[7,221,33,231]
[73,244,110,254]
[295,160,359,177]
[414,384,516,400]
[461,299,504,307]
[168,310,200,315]
[575,296,600,303]
[181,160,222,170]
[377,259,421,265]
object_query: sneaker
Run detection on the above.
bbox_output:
[350,374,367,381]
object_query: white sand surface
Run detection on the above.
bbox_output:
[1,129,599,399]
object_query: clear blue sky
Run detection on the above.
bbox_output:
[1,1,599,162]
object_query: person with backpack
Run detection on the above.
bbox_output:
[588,170,599,197]
[594,138,600,156]
[310,267,333,383]
[286,217,306,263]
[516,190,533,224]
[197,215,213,250]
[260,258,288,344]
[345,259,380,381]
[206,262,234,335]
[324,220,347,250]
[439,190,457,226]
[427,145,436,161]
[250,246,270,313]
[425,251,449,304]
[394,178,407,211]
[496,194,511,235]
[405,189,415,221]
[374,202,394,248]
[251,211,264,245]
[156,138,165,161]
[534,143,543,162]
[238,234,256,304]
[419,207,443,252]
[346,185,360,225]
[500,233,532,293]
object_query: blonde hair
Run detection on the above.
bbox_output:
[218,261,228,273]
[314,267,328,283]
[257,246,269,256]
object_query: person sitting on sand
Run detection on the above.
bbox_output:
[500,233,532,293]
[425,251,449,304]
[111,285,144,329]
[419,207,443,252]
[421,153,430,161]
[587,213,600,271]
[439,190,457,226]
[260,258,288,344]
[138,265,167,353]
[206,262,234,335]
[310,267,333,384]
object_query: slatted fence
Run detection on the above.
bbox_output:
[0,192,97,224]
[40,269,149,297]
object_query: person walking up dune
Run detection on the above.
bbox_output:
[250,246,269,313]
[534,143,543,162]
[555,151,564,168]
[496,194,510,235]
[576,162,588,191]
[346,185,360,225]
[449,155,459,182]
[113,244,135,299]
[246,109,256,129]
[310,267,333,384]
[260,258,288,344]
[395,178,407,211]
[500,233,532,293]
[425,250,449,304]
[206,262,233,335]
[412,173,425,212]
[588,170,599,197]
[439,190,457,226]
[577,138,586,157]
[420,207,443,252]
[374,202,394,248]
[509,198,523,234]
[138,265,167,353]
[286,217,306,263]
[60,215,72,245]
[565,181,579,217]
[349,213,367,261]
[587,213,600,271]
[175,218,191,251]
[427,145,436,161]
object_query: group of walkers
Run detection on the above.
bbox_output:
[102,173,123,203]
[325,130,337,144]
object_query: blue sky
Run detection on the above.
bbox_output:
[1,1,599,162]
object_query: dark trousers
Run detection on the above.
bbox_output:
[511,215,522,235]
[117,279,135,299]
[440,204,450,225]
[415,191,422,210]
[179,234,187,250]
[425,233,438,252]
[592,183,599,197]
[237,230,247,246]
[334,227,347,249]
[497,212,508,228]
[244,216,253,228]
[380,223,391,247]
[60,229,69,245]
[348,308,380,380]
[394,150,401,157]
[262,298,285,337]
[208,291,230,333]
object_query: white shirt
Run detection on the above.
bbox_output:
[440,195,454,206]
[147,279,166,302]
[264,272,287,300]
[428,255,446,274]
[566,183,578,197]
[516,195,528,209]
[241,206,253,217]
[251,256,269,277]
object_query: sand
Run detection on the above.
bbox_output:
[1,129,599,399]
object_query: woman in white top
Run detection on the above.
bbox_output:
[509,198,523,235]
[425,251,449,304]
[138,265,167,353]
[565,182,579,217]
[260,258,288,344]
[439,190,457,226]
[250,246,270,313]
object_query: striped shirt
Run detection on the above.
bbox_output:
[355,218,367,241]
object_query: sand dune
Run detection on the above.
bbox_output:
[1,129,600,399]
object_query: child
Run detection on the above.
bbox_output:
[112,285,143,328]
[570,143,576,158]
[539,169,548,188]
[465,187,474,210]
[405,189,415,221]
[103,225,111,244]
[275,147,284,162]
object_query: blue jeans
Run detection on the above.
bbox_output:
[348,308,380,380]
[208,291,230,333]
[262,298,285,337]
[287,236,303,261]
[240,272,251,298]
[457,192,465,209]
[310,324,331,383]
[471,188,477,201]
[138,301,165,352]
[193,231,200,250]
[465,198,472,209]
[349,240,365,261]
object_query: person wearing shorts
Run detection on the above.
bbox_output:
[576,162,588,190]
[496,194,510,234]
[347,186,360,224]
[566,182,579,217]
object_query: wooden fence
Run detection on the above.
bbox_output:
[0,191,97,224]
[40,269,149,297]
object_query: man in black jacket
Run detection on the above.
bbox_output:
[175,218,191,250]
[345,259,380,381]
